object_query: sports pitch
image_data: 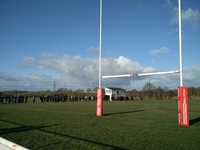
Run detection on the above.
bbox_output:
[0,99,200,150]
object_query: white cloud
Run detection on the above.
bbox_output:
[149,49,161,55]
[168,28,178,34]
[182,65,200,82]
[0,54,200,91]
[0,70,19,82]
[148,46,170,56]
[40,53,56,58]
[23,56,36,63]
[86,46,99,52]
[0,54,157,91]
[149,64,200,89]
[182,8,200,25]
[162,0,172,8]
[170,7,178,24]
[170,7,200,28]
[0,71,53,91]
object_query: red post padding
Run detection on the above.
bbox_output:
[96,88,103,116]
[178,86,189,126]
[178,87,182,125]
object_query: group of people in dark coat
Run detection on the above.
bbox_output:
[33,95,96,103]
[0,95,28,103]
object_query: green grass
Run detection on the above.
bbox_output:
[0,99,200,150]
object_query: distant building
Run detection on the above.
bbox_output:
[105,87,125,101]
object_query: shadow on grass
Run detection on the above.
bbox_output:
[190,117,200,125]
[104,110,144,116]
[158,108,200,112]
[157,108,177,111]
[0,119,60,134]
[35,141,63,150]
[0,119,128,150]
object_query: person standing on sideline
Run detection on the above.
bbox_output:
[145,95,148,101]
[33,96,35,103]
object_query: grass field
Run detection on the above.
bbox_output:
[0,99,200,150]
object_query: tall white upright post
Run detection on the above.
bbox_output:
[96,0,103,116]
[178,0,189,126]
[99,0,102,89]
[178,0,183,86]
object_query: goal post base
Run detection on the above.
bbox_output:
[178,86,189,126]
[96,88,103,116]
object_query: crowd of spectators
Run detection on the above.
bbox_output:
[35,95,97,103]
[0,95,97,103]
[0,95,28,103]
[0,94,135,104]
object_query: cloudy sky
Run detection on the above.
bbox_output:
[0,0,200,91]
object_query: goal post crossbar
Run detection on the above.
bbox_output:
[101,70,180,78]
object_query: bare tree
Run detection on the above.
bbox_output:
[46,89,52,92]
[142,82,156,91]
[75,89,84,92]
[86,88,91,92]
[156,86,164,98]
[93,87,98,92]
[57,88,68,92]
[142,82,156,98]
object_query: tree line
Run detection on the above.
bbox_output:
[1,82,199,100]
[126,82,200,100]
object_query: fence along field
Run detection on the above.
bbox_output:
[0,99,200,150]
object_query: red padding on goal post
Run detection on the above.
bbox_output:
[178,86,189,126]
[96,88,103,116]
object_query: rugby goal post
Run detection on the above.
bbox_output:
[96,0,189,127]
[97,69,180,117]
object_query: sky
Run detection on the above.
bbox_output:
[0,0,200,92]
